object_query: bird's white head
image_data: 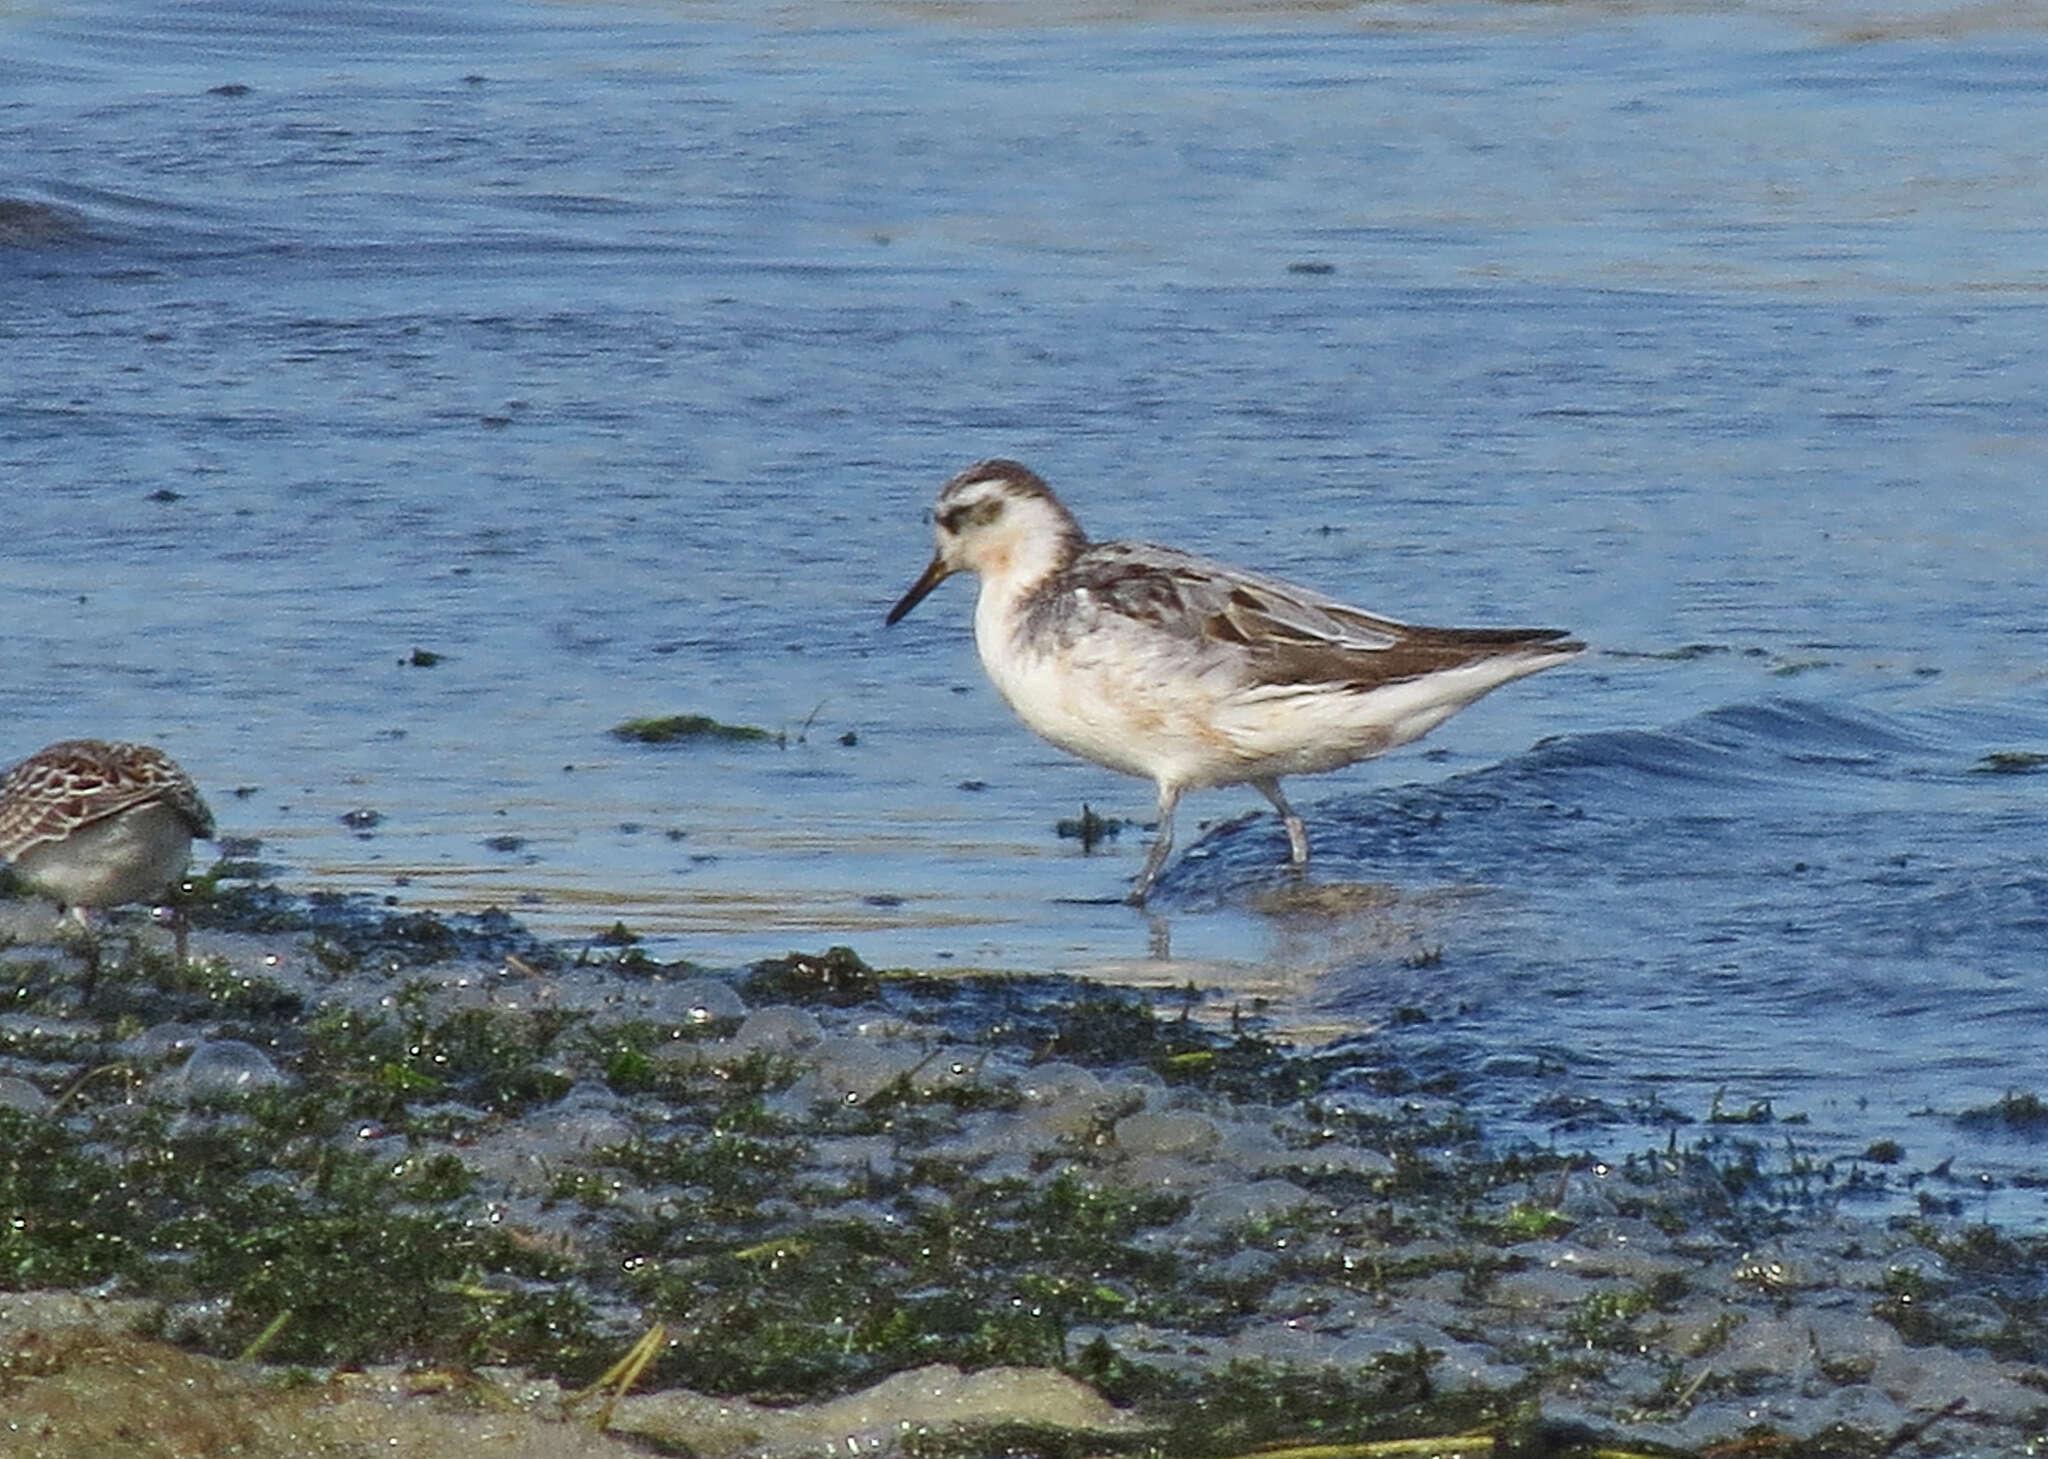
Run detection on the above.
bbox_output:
[885,459,1086,625]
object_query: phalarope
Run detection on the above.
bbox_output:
[0,739,216,972]
[886,460,1581,904]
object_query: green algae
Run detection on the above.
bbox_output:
[1956,1089,2048,1136]
[0,953,1491,1407]
[610,713,782,745]
[742,945,883,1005]
[0,1100,597,1372]
[616,1172,1190,1400]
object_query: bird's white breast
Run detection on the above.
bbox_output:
[971,578,1231,787]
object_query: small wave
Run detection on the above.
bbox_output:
[1162,696,1950,901]
[0,198,97,249]
[0,183,281,262]
[1522,696,1938,790]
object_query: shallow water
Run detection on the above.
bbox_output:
[4,0,2047,1220]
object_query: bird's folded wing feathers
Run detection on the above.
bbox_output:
[1064,544,1569,689]
[0,748,211,854]
[1076,545,1400,641]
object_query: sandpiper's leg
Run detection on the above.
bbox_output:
[67,906,104,1000]
[1128,783,1183,905]
[1253,778,1309,868]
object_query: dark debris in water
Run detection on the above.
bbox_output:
[1971,750,2048,775]
[1614,642,1732,661]
[1055,803,1127,850]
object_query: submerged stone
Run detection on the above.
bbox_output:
[171,1039,293,1096]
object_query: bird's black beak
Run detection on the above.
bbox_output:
[885,555,953,625]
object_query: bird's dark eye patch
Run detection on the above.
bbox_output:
[939,497,1004,534]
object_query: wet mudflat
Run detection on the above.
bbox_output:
[3,892,2047,1457]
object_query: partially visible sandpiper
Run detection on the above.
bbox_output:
[886,459,1582,903]
[0,739,216,983]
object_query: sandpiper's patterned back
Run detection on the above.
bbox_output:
[0,739,216,862]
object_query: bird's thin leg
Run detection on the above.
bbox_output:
[1128,783,1182,906]
[67,906,103,1001]
[1252,778,1310,869]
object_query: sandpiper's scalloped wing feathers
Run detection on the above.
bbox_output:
[0,740,215,860]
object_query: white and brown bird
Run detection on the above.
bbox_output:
[0,739,216,975]
[886,459,1582,903]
